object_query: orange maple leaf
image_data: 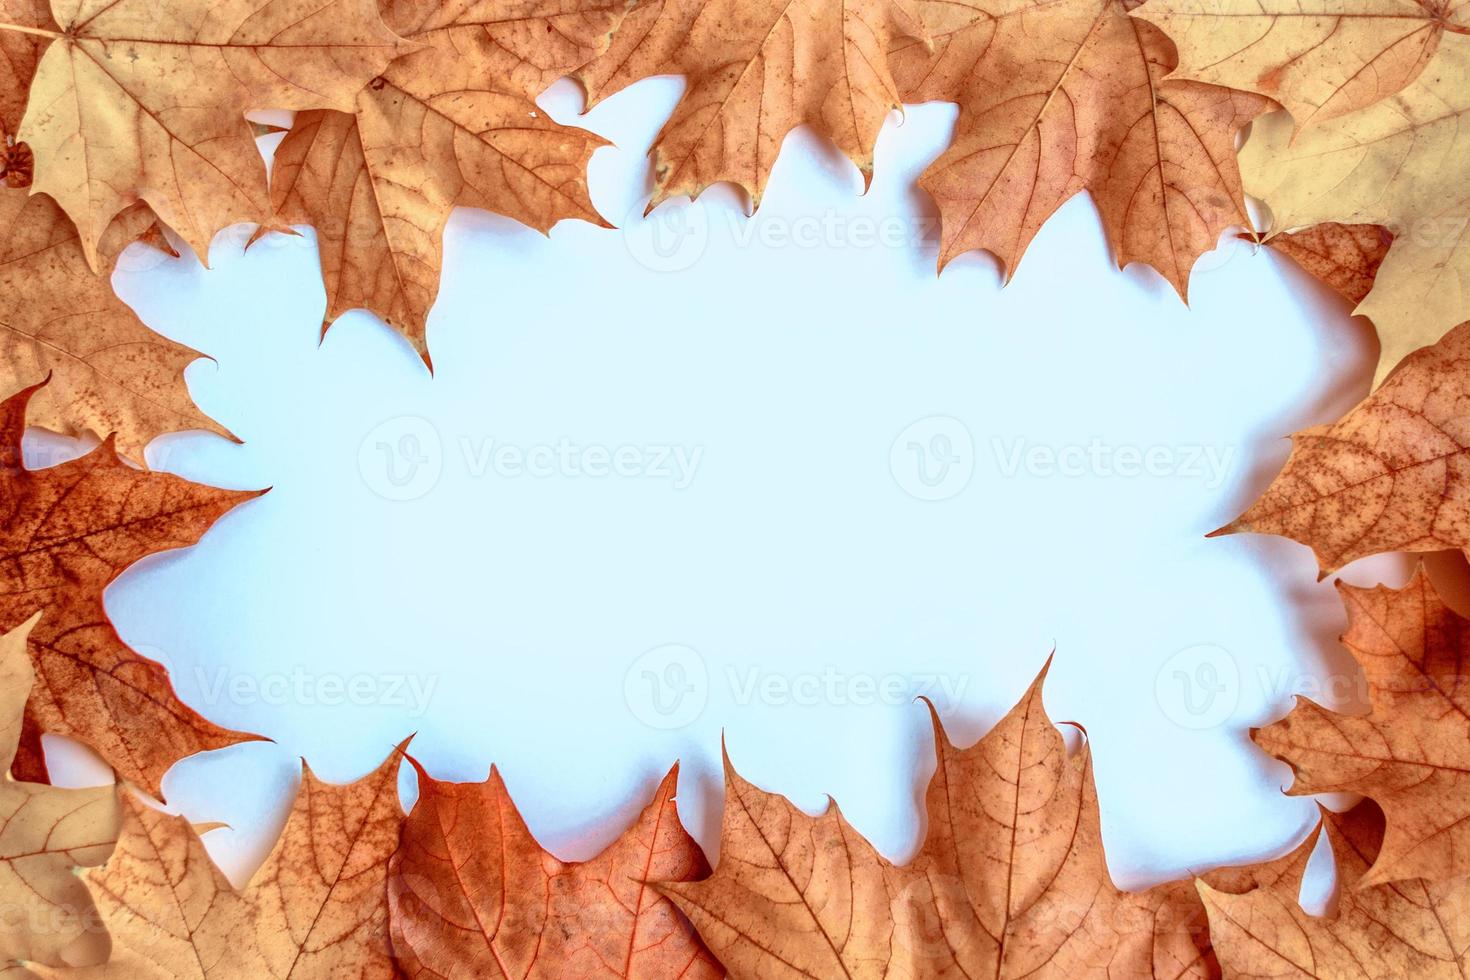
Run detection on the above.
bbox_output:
[0,0,51,140]
[1203,801,1470,977]
[1211,320,1470,573]
[890,0,1269,297]
[0,188,229,462]
[388,761,720,978]
[1255,569,1470,886]
[1255,223,1395,306]
[660,664,1268,977]
[575,0,927,212]
[270,0,624,357]
[0,380,263,794]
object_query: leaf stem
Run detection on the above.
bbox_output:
[0,22,62,39]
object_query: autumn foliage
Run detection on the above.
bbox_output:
[0,382,260,793]
[0,0,1468,975]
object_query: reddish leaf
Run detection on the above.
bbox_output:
[389,761,719,978]
[0,381,263,793]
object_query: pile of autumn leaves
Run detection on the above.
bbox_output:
[1,0,1469,975]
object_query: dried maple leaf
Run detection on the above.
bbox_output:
[1203,800,1470,978]
[1211,320,1470,573]
[0,188,227,462]
[0,380,263,794]
[235,744,407,978]
[575,0,926,213]
[33,743,407,979]
[271,0,622,357]
[1253,570,1470,886]
[387,761,720,978]
[0,0,51,142]
[1255,223,1394,306]
[1133,0,1468,129]
[1233,38,1470,387]
[269,110,431,347]
[0,0,405,268]
[661,664,1246,978]
[889,0,1269,298]
[0,612,118,969]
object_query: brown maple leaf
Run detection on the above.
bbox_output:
[1239,47,1470,388]
[1203,800,1470,978]
[660,664,1263,978]
[0,612,118,969]
[1134,0,1468,130]
[387,760,720,978]
[575,0,927,213]
[31,743,407,979]
[0,0,51,143]
[1254,569,1470,886]
[889,0,1269,298]
[1255,223,1395,306]
[271,0,623,357]
[1211,320,1470,573]
[0,0,405,268]
[1143,2,1470,388]
[0,380,263,794]
[0,188,229,462]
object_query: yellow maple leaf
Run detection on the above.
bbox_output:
[0,613,118,970]
[32,744,407,979]
[1134,0,1467,129]
[1140,3,1470,386]
[0,0,406,267]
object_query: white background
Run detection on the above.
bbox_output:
[37,77,1456,910]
